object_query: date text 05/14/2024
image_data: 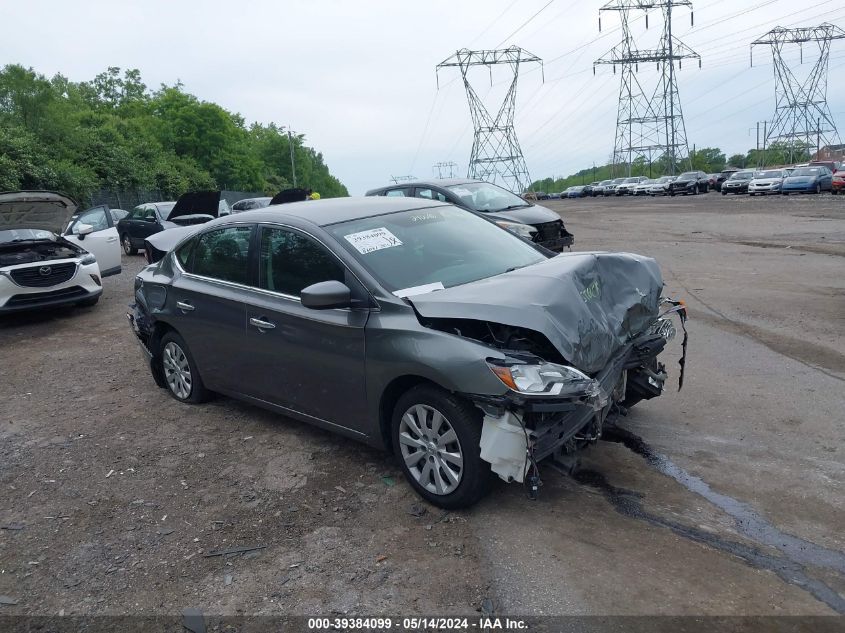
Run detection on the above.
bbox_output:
[307,617,528,630]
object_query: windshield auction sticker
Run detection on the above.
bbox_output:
[344,227,403,254]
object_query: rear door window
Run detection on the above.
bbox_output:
[190,226,253,285]
[415,188,448,202]
[384,188,411,197]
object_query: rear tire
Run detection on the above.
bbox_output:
[815,183,822,194]
[159,332,210,404]
[391,385,491,509]
[122,234,137,256]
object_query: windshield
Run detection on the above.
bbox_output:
[328,205,546,294]
[731,172,754,180]
[791,168,822,177]
[445,182,528,212]
[656,177,671,183]
[756,170,783,179]
[678,172,697,179]
[156,202,177,219]
[599,180,612,185]
[0,228,56,245]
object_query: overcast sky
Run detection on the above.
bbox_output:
[3,0,845,193]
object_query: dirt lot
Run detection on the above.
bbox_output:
[1,192,843,619]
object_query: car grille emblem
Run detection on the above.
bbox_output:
[39,266,52,276]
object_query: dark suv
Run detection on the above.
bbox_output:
[366,179,573,251]
[714,168,740,192]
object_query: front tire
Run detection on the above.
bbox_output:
[391,385,490,509]
[159,332,210,404]
[122,234,137,256]
[815,183,822,194]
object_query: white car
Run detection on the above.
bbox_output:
[0,191,121,314]
[615,176,649,195]
[633,179,655,195]
[647,176,675,195]
[748,169,788,196]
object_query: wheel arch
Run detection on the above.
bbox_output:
[378,374,445,454]
[148,321,178,388]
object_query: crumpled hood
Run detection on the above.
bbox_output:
[409,252,664,374]
[0,191,78,235]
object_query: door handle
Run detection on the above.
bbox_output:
[249,317,276,331]
[107,236,118,243]
[176,301,195,312]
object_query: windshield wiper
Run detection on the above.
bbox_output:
[495,204,531,211]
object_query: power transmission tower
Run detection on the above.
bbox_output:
[390,175,417,184]
[433,161,458,179]
[751,24,845,163]
[594,0,700,176]
[436,47,543,193]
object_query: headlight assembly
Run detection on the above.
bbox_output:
[495,220,537,240]
[487,358,598,397]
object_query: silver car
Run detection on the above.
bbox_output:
[128,197,687,508]
[748,169,788,196]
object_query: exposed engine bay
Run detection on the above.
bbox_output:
[0,239,82,267]
[419,317,567,364]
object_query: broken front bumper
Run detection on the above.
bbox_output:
[470,346,629,483]
[467,306,687,486]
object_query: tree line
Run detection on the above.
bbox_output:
[531,144,813,193]
[0,65,348,204]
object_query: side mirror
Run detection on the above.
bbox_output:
[144,216,157,223]
[76,223,94,239]
[300,280,353,310]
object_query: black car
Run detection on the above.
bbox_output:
[668,171,710,195]
[714,168,739,192]
[721,170,754,195]
[365,179,573,251]
[117,191,229,255]
[128,197,686,508]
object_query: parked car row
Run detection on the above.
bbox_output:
[549,160,842,200]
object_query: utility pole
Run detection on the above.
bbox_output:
[594,0,700,177]
[436,47,543,193]
[286,128,298,188]
[751,24,845,164]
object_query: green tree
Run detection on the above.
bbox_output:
[0,64,348,204]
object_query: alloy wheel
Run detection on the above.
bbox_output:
[398,404,463,496]
[163,341,192,399]
[123,236,133,255]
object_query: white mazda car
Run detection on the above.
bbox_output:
[0,191,121,314]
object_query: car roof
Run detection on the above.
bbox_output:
[366,178,483,194]
[224,196,450,227]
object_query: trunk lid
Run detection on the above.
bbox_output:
[408,252,664,374]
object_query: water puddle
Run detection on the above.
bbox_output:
[553,427,845,614]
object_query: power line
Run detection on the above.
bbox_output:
[495,0,556,48]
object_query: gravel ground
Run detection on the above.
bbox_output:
[0,191,843,618]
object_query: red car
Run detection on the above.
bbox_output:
[832,171,845,194]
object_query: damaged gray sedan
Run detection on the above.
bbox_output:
[129,197,687,508]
